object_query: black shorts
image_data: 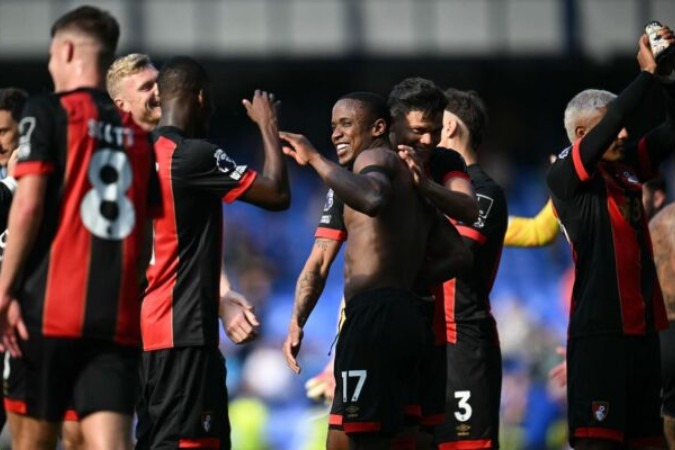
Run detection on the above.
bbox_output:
[416,299,446,427]
[567,333,663,447]
[661,321,675,417]
[3,336,139,421]
[434,337,502,449]
[329,288,432,436]
[137,346,230,450]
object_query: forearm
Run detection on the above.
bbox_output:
[291,268,327,328]
[580,71,655,168]
[259,120,290,207]
[420,181,478,223]
[310,156,385,216]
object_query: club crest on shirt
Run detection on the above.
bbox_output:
[201,412,213,432]
[558,146,571,160]
[621,170,639,185]
[592,401,609,422]
[213,148,238,178]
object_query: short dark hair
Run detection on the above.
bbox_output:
[644,176,667,196]
[0,88,29,122]
[339,91,390,129]
[387,77,446,121]
[444,88,488,151]
[157,56,210,100]
[51,5,120,70]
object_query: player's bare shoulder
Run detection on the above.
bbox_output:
[352,145,399,176]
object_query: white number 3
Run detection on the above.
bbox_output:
[454,390,473,422]
[80,149,136,240]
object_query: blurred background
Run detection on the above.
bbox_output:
[2,0,675,449]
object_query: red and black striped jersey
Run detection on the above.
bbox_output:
[430,153,507,344]
[14,88,160,347]
[142,126,257,351]
[547,72,674,337]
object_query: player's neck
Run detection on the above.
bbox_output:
[158,104,198,137]
[444,138,477,165]
[55,71,104,93]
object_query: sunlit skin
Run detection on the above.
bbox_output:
[113,65,160,131]
[0,110,19,167]
[390,110,443,163]
[331,99,385,166]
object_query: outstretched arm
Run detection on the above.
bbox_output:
[280,131,394,216]
[239,90,290,210]
[504,200,560,247]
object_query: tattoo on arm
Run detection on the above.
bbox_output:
[294,269,326,327]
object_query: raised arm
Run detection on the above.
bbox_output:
[280,131,394,216]
[239,90,290,210]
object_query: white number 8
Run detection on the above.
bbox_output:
[80,149,136,240]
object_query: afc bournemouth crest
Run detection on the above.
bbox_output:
[201,412,213,432]
[592,401,609,422]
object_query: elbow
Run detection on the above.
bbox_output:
[359,195,385,217]
[266,191,291,211]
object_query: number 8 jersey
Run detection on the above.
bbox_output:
[14,88,161,347]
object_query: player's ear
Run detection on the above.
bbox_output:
[64,40,75,63]
[113,97,127,112]
[654,189,667,212]
[574,125,586,139]
[446,116,459,138]
[371,118,387,137]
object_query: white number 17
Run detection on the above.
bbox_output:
[341,370,367,402]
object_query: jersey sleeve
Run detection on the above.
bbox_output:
[428,147,470,184]
[548,72,656,199]
[314,189,347,242]
[455,184,506,248]
[14,95,57,178]
[503,199,560,247]
[173,140,257,203]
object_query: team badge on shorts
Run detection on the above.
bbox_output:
[592,401,609,422]
[201,412,213,432]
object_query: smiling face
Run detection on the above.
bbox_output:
[331,98,379,166]
[115,65,160,131]
[390,109,443,161]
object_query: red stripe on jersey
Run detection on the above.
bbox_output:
[637,136,653,178]
[222,169,257,204]
[14,161,55,177]
[440,279,457,343]
[315,227,347,242]
[572,140,590,182]
[142,135,179,350]
[63,409,79,421]
[456,225,487,244]
[403,404,421,417]
[442,171,470,184]
[343,421,381,433]
[439,439,493,449]
[420,413,445,426]
[4,398,27,414]
[42,92,98,338]
[178,438,220,448]
[606,187,646,334]
[574,427,624,442]
[329,414,343,426]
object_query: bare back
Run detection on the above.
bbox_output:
[650,203,675,321]
[342,146,435,300]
